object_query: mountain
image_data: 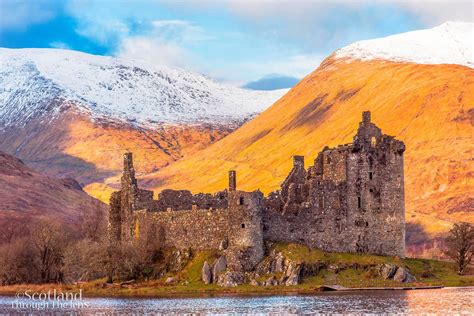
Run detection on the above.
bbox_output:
[0,48,286,200]
[243,74,300,90]
[0,151,107,242]
[139,22,474,249]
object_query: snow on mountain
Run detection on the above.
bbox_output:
[336,21,473,68]
[0,48,287,128]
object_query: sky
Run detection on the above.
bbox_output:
[0,0,472,85]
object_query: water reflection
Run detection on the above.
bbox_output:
[0,287,472,315]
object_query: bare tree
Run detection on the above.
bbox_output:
[444,222,474,275]
[0,238,37,285]
[30,220,67,283]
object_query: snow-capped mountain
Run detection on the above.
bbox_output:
[0,48,286,190]
[336,21,473,68]
[0,48,286,128]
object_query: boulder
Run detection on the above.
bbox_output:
[216,271,245,287]
[377,264,398,279]
[212,256,227,279]
[263,276,279,286]
[168,248,192,272]
[284,261,302,286]
[393,267,417,283]
[271,252,285,273]
[202,261,212,284]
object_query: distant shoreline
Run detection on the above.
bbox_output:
[1,284,472,300]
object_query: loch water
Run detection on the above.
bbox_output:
[1,287,473,315]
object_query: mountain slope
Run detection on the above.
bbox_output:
[0,151,107,242]
[140,22,474,244]
[0,48,286,195]
[0,48,286,126]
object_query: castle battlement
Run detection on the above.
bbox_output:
[109,111,406,273]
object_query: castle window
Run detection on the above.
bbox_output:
[358,196,361,209]
[241,223,245,229]
[239,196,244,205]
[369,188,373,193]
[369,172,373,180]
[327,156,331,164]
[371,136,377,147]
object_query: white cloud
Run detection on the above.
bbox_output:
[49,41,71,50]
[0,0,58,31]
[117,36,192,68]
[397,1,473,25]
[75,19,130,46]
[115,19,209,69]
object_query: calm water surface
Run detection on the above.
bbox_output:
[0,287,473,315]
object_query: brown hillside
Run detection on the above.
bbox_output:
[0,151,108,242]
[140,57,473,240]
[0,108,231,202]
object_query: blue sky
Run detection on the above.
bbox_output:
[0,0,472,84]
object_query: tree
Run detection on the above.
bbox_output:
[444,222,474,275]
[30,220,68,283]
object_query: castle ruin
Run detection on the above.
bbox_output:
[109,111,406,275]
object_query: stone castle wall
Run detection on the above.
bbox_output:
[108,111,406,268]
[134,208,231,250]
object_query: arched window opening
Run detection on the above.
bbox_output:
[239,196,244,205]
[241,223,246,229]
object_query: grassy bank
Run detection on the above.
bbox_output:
[1,244,472,298]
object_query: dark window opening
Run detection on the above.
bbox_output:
[239,197,244,205]
[365,221,369,227]
[369,172,373,180]
[369,188,373,193]
[358,196,361,209]
[327,156,331,164]
[241,223,245,229]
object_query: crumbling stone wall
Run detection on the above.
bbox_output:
[134,208,231,250]
[152,189,227,212]
[262,111,406,257]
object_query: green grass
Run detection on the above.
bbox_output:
[274,242,398,266]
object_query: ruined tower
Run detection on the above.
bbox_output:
[262,111,406,257]
[108,152,154,243]
[228,170,236,191]
[347,111,406,256]
[226,171,265,272]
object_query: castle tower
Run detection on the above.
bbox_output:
[108,152,141,243]
[347,112,406,256]
[229,170,236,191]
[293,155,304,168]
[227,189,264,272]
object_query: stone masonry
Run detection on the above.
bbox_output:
[108,111,406,274]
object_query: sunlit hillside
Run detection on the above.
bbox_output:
[139,56,473,241]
